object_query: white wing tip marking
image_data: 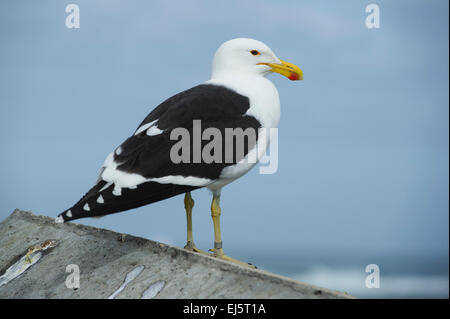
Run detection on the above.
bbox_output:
[135,120,158,136]
[55,216,64,223]
[97,195,104,204]
[83,203,90,211]
[146,126,163,136]
[99,182,113,193]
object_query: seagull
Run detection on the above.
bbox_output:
[56,38,303,267]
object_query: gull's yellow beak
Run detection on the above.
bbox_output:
[258,59,303,81]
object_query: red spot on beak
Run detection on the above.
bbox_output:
[289,73,300,81]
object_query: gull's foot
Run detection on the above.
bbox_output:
[209,248,257,269]
[184,241,209,256]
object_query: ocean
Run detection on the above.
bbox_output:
[234,252,449,299]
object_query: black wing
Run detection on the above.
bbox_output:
[115,84,261,179]
[58,84,261,222]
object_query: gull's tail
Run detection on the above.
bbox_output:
[56,181,198,223]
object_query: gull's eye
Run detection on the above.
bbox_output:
[250,50,261,56]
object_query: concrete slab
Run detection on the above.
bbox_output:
[0,209,353,299]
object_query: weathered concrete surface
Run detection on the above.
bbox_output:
[0,209,353,299]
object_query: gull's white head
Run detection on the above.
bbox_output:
[211,38,303,81]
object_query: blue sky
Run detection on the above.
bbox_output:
[0,0,448,274]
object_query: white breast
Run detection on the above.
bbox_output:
[205,75,281,193]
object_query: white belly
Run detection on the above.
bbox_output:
[205,75,280,194]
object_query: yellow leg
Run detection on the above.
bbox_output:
[209,194,256,268]
[183,192,208,255]
[211,194,222,249]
